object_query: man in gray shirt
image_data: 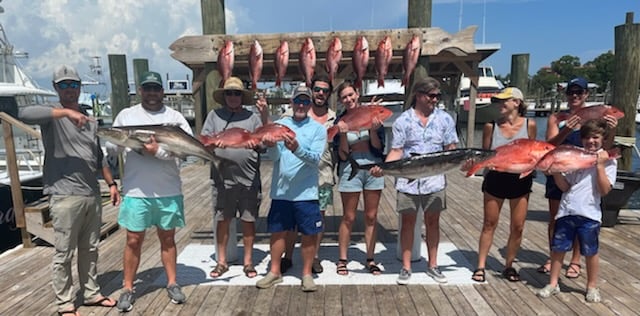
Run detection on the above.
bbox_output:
[19,65,120,315]
[201,76,265,279]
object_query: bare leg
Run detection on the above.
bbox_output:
[505,194,529,268]
[400,211,418,270]
[424,211,441,268]
[362,190,381,260]
[241,220,255,267]
[215,218,231,267]
[283,230,297,260]
[477,193,504,270]
[300,234,319,277]
[268,232,287,275]
[338,192,360,260]
[157,228,178,286]
[584,253,599,289]
[123,230,145,290]
[314,210,326,259]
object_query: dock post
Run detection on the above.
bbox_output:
[211,186,238,263]
[396,212,423,262]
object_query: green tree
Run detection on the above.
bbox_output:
[550,55,582,81]
[582,50,614,93]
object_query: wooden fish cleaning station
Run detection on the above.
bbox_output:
[169,28,499,145]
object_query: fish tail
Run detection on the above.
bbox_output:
[401,75,408,87]
[275,76,281,87]
[607,147,621,159]
[348,156,360,181]
[327,126,339,140]
[377,77,385,88]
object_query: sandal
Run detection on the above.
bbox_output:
[471,268,486,283]
[502,267,520,282]
[209,263,229,278]
[565,262,581,279]
[57,309,79,316]
[243,264,257,278]
[336,259,348,276]
[83,295,117,307]
[537,260,551,274]
[366,258,382,275]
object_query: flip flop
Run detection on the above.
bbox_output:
[83,296,117,307]
[243,264,257,278]
[565,262,581,279]
[58,309,79,316]
[210,263,229,278]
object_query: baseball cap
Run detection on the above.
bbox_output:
[139,71,163,86]
[567,77,588,90]
[53,65,81,83]
[492,87,524,100]
[291,86,312,99]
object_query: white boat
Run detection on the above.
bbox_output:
[0,9,55,252]
[455,65,504,124]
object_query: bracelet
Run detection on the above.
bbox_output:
[108,182,118,188]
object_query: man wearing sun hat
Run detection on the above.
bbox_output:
[107,70,190,312]
[256,85,326,292]
[201,76,266,280]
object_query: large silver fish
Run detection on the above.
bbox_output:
[348,148,496,180]
[98,124,215,162]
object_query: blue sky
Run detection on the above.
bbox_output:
[1,0,638,91]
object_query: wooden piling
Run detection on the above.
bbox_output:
[108,54,130,119]
[613,12,640,171]
[132,58,149,105]
[406,0,433,109]
[510,53,529,95]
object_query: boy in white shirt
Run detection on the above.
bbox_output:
[537,119,617,303]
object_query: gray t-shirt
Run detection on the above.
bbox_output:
[201,107,262,189]
[19,103,103,196]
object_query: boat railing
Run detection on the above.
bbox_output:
[0,111,43,247]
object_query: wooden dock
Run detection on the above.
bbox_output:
[1,162,639,315]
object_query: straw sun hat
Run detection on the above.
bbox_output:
[213,77,254,105]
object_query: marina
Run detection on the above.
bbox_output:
[1,162,640,315]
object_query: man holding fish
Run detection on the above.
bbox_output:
[539,77,621,278]
[106,71,189,312]
[372,77,458,285]
[276,74,337,275]
[201,76,265,280]
[256,86,326,292]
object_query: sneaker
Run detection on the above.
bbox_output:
[396,268,412,285]
[256,272,283,289]
[537,284,560,298]
[167,284,186,304]
[117,289,134,312]
[426,267,448,284]
[280,258,293,274]
[312,258,323,274]
[301,275,318,292]
[586,288,601,303]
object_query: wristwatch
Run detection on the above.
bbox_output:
[108,182,118,188]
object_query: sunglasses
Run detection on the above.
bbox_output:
[57,82,80,89]
[224,90,243,96]
[142,85,163,92]
[293,97,311,106]
[566,89,585,96]
[313,86,330,94]
[418,90,441,99]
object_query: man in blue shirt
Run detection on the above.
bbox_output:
[256,86,326,292]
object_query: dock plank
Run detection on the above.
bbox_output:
[0,162,638,315]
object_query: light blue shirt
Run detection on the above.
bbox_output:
[268,116,327,201]
[391,107,459,194]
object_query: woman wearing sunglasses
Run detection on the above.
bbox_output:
[333,81,386,276]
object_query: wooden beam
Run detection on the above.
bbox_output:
[170,26,478,66]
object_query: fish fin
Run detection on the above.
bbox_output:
[327,126,339,140]
[409,152,422,157]
[606,147,621,159]
[348,156,361,181]
[377,78,385,88]
[465,163,483,177]
[519,169,533,178]
[275,77,281,87]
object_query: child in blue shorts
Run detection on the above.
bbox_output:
[537,119,617,303]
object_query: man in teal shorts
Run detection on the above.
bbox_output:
[106,71,189,312]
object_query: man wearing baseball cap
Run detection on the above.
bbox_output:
[19,64,120,315]
[256,85,327,292]
[540,76,619,279]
